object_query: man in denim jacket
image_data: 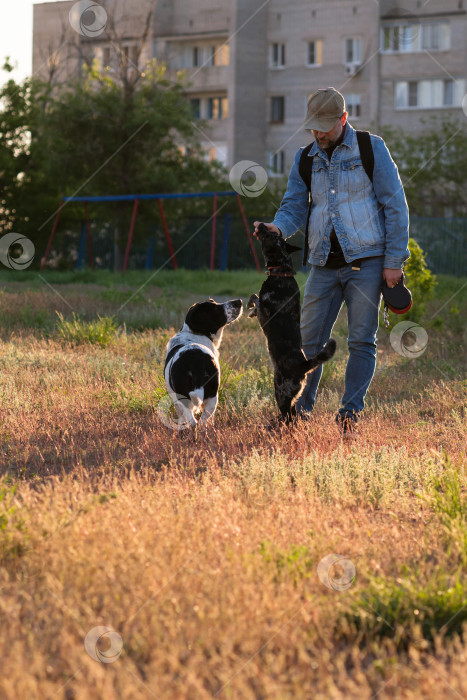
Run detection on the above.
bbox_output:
[254,87,409,435]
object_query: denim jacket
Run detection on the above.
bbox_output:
[272,123,410,269]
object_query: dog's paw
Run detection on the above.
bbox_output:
[247,293,259,317]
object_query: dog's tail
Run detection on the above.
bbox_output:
[189,389,204,407]
[304,339,337,373]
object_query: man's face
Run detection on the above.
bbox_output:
[311,114,346,149]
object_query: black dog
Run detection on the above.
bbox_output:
[248,224,336,421]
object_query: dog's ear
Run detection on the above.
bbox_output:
[284,242,302,254]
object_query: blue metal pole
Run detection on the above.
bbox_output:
[63,191,238,203]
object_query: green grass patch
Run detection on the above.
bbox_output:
[339,454,467,648]
[0,482,29,561]
[218,362,274,414]
[55,312,118,346]
[97,386,161,413]
[258,540,315,586]
[344,569,467,648]
[0,268,269,297]
[0,304,49,330]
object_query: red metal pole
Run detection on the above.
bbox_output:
[41,201,64,270]
[157,199,178,270]
[123,198,139,273]
[210,193,218,271]
[83,201,94,270]
[236,194,261,273]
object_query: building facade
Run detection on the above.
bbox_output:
[33,0,467,173]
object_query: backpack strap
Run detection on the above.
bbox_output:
[298,143,314,266]
[297,131,375,266]
[356,130,374,183]
[298,142,314,192]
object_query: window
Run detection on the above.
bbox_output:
[381,22,450,52]
[401,25,418,51]
[215,145,228,166]
[444,80,454,106]
[422,23,450,50]
[213,44,229,66]
[177,43,230,70]
[190,98,201,119]
[270,43,286,68]
[345,38,362,65]
[270,96,285,122]
[306,40,322,66]
[268,150,285,175]
[207,47,216,66]
[408,81,418,107]
[395,78,465,108]
[207,97,228,119]
[203,143,228,166]
[344,94,361,118]
[122,45,139,68]
[205,44,228,66]
[103,47,111,67]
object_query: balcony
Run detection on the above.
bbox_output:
[166,65,230,92]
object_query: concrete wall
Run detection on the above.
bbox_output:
[32,0,467,169]
[228,0,268,166]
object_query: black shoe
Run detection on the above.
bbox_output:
[296,410,313,422]
[336,413,358,438]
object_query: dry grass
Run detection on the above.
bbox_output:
[0,276,466,699]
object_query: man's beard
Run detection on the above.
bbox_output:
[317,133,338,148]
[316,122,345,149]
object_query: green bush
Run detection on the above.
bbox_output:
[386,238,436,323]
[55,312,117,346]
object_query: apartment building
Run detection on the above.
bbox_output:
[33,0,467,174]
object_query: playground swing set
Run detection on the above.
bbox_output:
[40,191,262,273]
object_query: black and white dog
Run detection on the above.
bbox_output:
[248,224,336,422]
[164,299,243,429]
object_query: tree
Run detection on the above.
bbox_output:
[0,58,224,269]
[0,62,48,238]
[380,117,467,217]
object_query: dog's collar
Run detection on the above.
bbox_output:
[267,266,296,278]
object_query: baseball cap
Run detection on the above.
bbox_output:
[304,87,346,132]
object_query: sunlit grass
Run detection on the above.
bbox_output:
[0,272,465,699]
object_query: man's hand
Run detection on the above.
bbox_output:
[383,268,403,288]
[253,221,282,239]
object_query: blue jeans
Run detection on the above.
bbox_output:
[296,256,384,421]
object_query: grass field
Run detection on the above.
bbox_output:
[0,268,466,699]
